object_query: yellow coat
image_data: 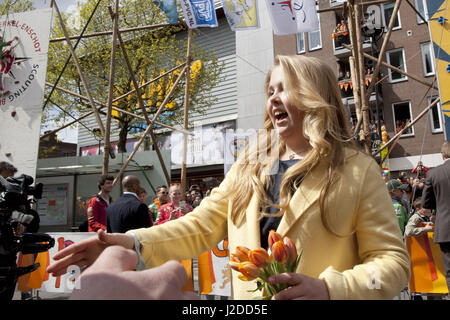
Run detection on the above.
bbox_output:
[128,148,410,299]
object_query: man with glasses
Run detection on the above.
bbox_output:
[148,185,169,223]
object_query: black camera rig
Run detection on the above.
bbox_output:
[0,174,54,297]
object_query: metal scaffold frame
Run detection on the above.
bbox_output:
[42,0,197,192]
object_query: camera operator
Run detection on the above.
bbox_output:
[0,161,17,179]
[0,163,18,300]
[0,171,52,300]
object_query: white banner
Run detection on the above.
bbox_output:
[265,0,319,35]
[0,9,52,179]
[40,233,97,293]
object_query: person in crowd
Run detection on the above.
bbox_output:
[185,191,192,206]
[86,175,114,232]
[192,195,202,208]
[396,120,404,133]
[138,187,153,226]
[154,184,193,225]
[106,175,151,233]
[411,178,424,205]
[148,185,169,223]
[137,187,147,204]
[411,161,430,179]
[405,198,434,237]
[0,161,17,178]
[387,179,409,236]
[422,141,450,295]
[47,55,410,300]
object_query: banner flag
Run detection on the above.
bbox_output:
[179,0,218,28]
[221,0,259,31]
[407,233,449,294]
[265,0,319,35]
[0,9,53,179]
[152,0,179,24]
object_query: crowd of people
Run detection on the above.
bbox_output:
[384,142,450,299]
[332,20,350,48]
[83,175,211,235]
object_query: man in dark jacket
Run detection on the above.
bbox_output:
[107,175,151,233]
[422,141,450,295]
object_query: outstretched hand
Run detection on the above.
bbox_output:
[47,229,135,276]
[70,246,198,300]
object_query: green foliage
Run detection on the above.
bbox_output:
[0,0,34,15]
[45,0,224,152]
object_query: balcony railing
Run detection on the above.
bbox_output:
[338,75,380,100]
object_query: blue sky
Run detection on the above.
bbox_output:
[32,0,81,13]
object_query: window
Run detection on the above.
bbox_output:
[414,0,428,24]
[382,2,401,30]
[392,101,414,137]
[421,42,435,76]
[428,96,443,133]
[296,33,305,54]
[308,6,322,51]
[386,48,407,82]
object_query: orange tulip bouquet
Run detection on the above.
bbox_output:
[228,230,303,300]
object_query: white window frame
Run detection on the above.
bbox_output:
[308,5,322,51]
[329,0,341,7]
[428,96,443,133]
[392,101,414,137]
[420,42,435,76]
[296,33,305,54]
[381,2,401,31]
[386,48,408,83]
[414,0,428,24]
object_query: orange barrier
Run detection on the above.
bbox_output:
[406,233,449,294]
[16,251,51,291]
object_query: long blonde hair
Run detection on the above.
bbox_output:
[229,55,356,236]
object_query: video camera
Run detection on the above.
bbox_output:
[0,174,54,298]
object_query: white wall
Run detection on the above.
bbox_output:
[236,2,274,131]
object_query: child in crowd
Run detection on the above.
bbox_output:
[405,198,434,237]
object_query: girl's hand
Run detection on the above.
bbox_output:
[268,272,330,300]
[47,229,135,276]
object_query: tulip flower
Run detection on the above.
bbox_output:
[272,240,288,264]
[230,253,240,263]
[283,237,297,265]
[230,232,303,300]
[228,260,240,272]
[234,246,251,262]
[238,261,260,281]
[268,230,282,250]
[249,248,271,268]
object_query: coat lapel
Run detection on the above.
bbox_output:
[276,147,358,237]
[276,160,328,237]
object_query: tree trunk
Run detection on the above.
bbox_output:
[117,122,129,153]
